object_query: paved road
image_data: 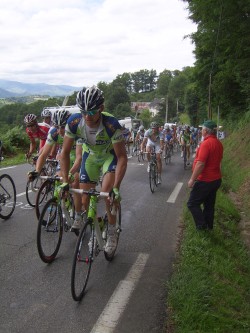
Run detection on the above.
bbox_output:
[0,153,191,333]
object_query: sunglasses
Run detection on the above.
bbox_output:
[81,108,100,116]
[27,124,36,128]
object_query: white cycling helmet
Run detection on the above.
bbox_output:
[41,109,52,118]
[24,114,37,125]
[76,86,104,113]
[52,109,70,126]
[139,125,144,130]
[164,123,170,130]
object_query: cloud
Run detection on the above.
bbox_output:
[0,0,196,87]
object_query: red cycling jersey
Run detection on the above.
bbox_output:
[26,123,50,150]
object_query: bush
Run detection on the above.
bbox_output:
[1,126,30,155]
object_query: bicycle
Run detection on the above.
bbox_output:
[26,156,58,207]
[0,144,16,220]
[71,188,121,301]
[163,142,172,165]
[34,172,60,219]
[36,177,77,263]
[146,149,159,193]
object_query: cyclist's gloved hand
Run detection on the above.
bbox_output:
[112,187,121,202]
[28,170,39,181]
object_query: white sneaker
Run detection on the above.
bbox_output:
[71,215,82,231]
[181,152,183,158]
[147,163,150,172]
[105,233,118,255]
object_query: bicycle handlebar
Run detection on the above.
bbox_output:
[69,188,109,198]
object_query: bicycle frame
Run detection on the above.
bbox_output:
[70,188,109,251]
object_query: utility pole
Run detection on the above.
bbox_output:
[208,73,212,119]
[165,94,168,123]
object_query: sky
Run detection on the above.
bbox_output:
[0,0,197,88]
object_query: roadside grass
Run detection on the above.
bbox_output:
[0,151,26,167]
[166,121,250,333]
[166,193,250,333]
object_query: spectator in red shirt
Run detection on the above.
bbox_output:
[187,120,223,230]
[24,114,50,158]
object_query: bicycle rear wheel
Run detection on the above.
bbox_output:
[0,174,16,220]
[71,221,94,301]
[104,203,122,261]
[26,170,46,207]
[35,179,55,219]
[149,164,156,193]
[37,198,63,263]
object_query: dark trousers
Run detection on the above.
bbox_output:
[187,179,222,229]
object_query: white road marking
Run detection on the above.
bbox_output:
[16,191,27,197]
[91,253,149,333]
[167,182,183,203]
[0,166,16,170]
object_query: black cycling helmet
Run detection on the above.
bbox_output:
[52,109,70,126]
[151,121,159,129]
[76,86,104,114]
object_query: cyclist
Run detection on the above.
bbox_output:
[163,125,174,157]
[180,125,192,165]
[121,124,131,154]
[28,109,83,231]
[41,108,52,127]
[24,114,50,158]
[60,86,127,254]
[141,121,164,184]
[134,125,145,153]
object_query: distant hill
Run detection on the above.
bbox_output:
[0,79,81,98]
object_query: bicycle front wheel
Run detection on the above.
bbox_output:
[35,179,55,220]
[0,174,16,220]
[37,198,63,263]
[71,221,94,301]
[149,164,156,193]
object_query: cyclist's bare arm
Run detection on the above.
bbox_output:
[69,144,82,176]
[35,144,53,174]
[28,138,37,156]
[112,141,128,189]
[60,136,75,183]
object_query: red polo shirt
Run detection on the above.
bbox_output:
[193,135,223,182]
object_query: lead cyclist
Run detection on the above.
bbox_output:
[60,86,127,256]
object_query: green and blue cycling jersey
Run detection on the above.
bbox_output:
[65,112,124,184]
[46,126,82,168]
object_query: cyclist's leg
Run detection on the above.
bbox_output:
[102,153,120,256]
